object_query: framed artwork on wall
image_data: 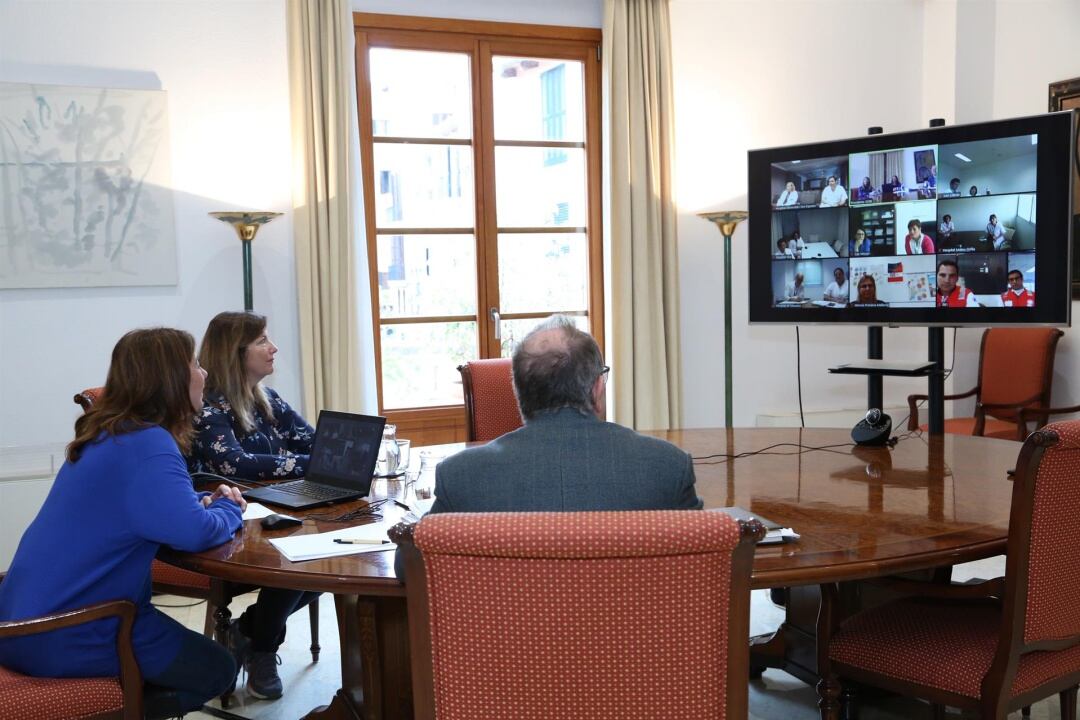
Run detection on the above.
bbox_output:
[1048,76,1080,298]
[0,82,177,289]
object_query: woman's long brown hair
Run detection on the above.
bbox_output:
[198,311,272,435]
[67,328,198,462]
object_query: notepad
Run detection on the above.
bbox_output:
[711,506,800,545]
[241,503,276,521]
[268,521,397,562]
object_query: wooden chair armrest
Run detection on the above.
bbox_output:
[979,392,1045,414]
[0,599,143,719]
[944,386,979,401]
[907,394,926,431]
[869,576,1005,600]
[1020,404,1080,423]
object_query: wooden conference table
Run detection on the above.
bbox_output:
[160,427,1018,720]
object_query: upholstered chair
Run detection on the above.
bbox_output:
[907,328,1063,441]
[820,420,1080,719]
[0,572,142,720]
[457,359,523,441]
[393,510,763,719]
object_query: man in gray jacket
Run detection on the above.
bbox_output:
[429,315,702,514]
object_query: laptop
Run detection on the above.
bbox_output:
[243,410,386,510]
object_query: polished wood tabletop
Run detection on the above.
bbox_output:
[163,427,1018,592]
[159,427,1020,720]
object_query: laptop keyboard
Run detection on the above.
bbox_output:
[268,480,349,500]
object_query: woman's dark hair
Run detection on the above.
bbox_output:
[68,328,197,462]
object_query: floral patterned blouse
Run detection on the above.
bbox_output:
[192,388,314,480]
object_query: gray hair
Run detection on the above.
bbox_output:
[511,315,604,420]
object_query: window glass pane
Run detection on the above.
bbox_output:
[495,147,586,227]
[381,321,477,409]
[377,234,477,318]
[498,233,588,314]
[492,57,584,143]
[374,144,475,228]
[500,315,589,358]
[369,48,471,139]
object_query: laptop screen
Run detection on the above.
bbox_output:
[307,410,386,490]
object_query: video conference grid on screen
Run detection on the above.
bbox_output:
[768,134,1038,310]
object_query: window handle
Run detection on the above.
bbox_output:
[490,307,501,341]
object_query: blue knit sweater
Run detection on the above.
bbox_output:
[0,426,242,678]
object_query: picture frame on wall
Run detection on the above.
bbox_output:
[1048,76,1080,298]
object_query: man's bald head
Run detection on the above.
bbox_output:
[512,315,605,420]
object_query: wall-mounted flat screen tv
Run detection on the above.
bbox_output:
[747,111,1075,326]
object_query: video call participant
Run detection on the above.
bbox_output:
[393,315,703,580]
[776,181,800,207]
[0,329,243,720]
[938,214,955,246]
[986,214,1007,250]
[1001,269,1035,307]
[853,274,887,306]
[926,164,937,188]
[969,185,979,197]
[819,176,848,207]
[193,311,320,701]
[789,230,806,256]
[857,176,874,200]
[903,218,935,254]
[786,272,807,301]
[823,267,849,304]
[936,259,980,307]
[947,177,961,196]
[850,228,871,256]
[775,238,791,258]
[889,174,906,193]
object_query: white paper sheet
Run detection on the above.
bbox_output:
[268,521,397,562]
[241,503,277,521]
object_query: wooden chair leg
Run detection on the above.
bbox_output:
[202,601,215,637]
[214,602,236,708]
[1022,704,1031,717]
[931,704,946,720]
[840,684,858,720]
[309,597,321,662]
[1062,686,1078,720]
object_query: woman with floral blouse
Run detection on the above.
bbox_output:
[193,311,319,701]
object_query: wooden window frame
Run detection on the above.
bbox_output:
[354,13,604,443]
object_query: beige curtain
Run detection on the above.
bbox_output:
[605,0,682,430]
[287,0,369,420]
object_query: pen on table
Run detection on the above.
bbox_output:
[393,500,411,511]
[333,538,391,545]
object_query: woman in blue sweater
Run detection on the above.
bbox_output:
[192,311,319,700]
[0,328,246,719]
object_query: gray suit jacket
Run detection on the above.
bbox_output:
[430,408,702,513]
[394,409,701,579]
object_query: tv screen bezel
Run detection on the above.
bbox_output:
[747,111,1075,327]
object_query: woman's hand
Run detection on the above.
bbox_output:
[202,484,248,512]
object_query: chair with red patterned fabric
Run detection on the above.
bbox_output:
[392,510,764,720]
[907,328,1063,441]
[0,573,143,720]
[819,420,1080,719]
[457,358,523,442]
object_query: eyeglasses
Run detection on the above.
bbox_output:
[600,365,610,380]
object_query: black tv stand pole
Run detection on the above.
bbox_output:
[926,118,947,434]
[866,127,885,412]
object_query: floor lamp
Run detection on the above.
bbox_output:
[209,211,283,311]
[698,210,748,428]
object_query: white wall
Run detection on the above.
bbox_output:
[943,0,1080,414]
[0,0,299,448]
[670,0,939,428]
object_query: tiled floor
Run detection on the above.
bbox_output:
[167,555,1060,719]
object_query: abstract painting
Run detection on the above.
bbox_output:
[0,82,177,288]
